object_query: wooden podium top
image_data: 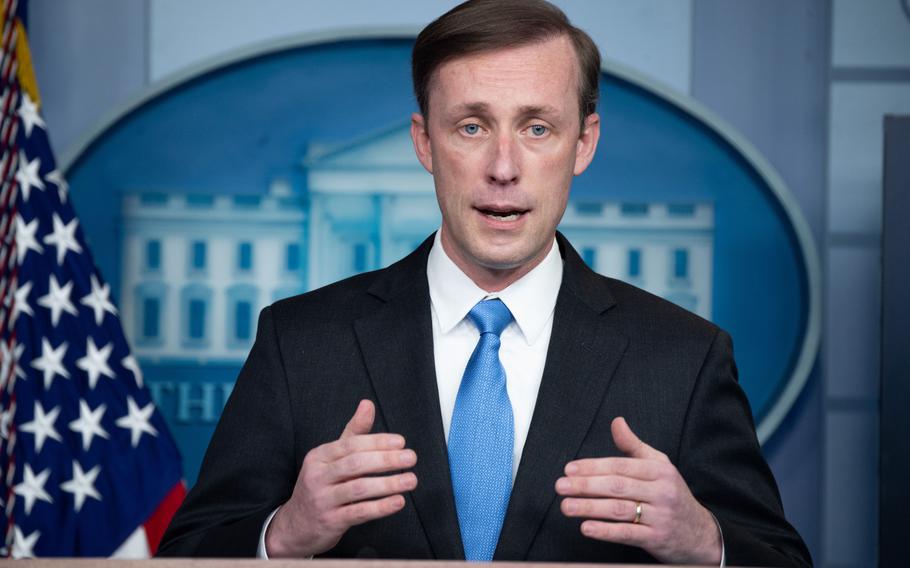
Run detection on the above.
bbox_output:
[10,560,704,568]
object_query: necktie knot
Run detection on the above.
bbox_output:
[468,299,513,337]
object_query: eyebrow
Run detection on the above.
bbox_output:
[516,104,560,118]
[447,102,491,117]
[446,102,562,120]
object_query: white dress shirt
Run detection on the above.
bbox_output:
[427,230,562,480]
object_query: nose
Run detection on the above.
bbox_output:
[486,132,520,186]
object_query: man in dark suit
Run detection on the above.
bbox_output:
[158,1,810,565]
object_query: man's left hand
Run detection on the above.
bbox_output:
[555,417,722,565]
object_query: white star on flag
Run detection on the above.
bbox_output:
[0,340,26,384]
[11,279,34,323]
[68,400,109,451]
[14,215,43,264]
[45,169,68,203]
[0,343,11,384]
[13,464,53,515]
[11,526,40,559]
[0,407,12,440]
[80,274,117,326]
[0,346,6,384]
[36,274,78,327]
[115,396,159,448]
[75,337,115,389]
[13,343,25,380]
[30,338,70,390]
[43,213,83,265]
[17,92,45,137]
[19,401,63,452]
[121,355,143,388]
[60,461,102,513]
[15,152,44,201]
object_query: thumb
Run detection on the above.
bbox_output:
[611,417,669,462]
[341,399,375,438]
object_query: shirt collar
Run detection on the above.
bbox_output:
[427,230,563,345]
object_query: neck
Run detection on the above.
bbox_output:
[439,228,552,293]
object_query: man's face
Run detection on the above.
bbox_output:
[411,35,600,290]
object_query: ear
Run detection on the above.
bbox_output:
[573,112,600,176]
[410,112,433,174]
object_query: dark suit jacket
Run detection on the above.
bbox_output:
[158,234,811,566]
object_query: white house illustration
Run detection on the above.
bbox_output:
[119,182,306,363]
[120,122,713,363]
[303,125,441,290]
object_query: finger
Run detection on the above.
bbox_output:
[561,497,642,523]
[580,519,652,548]
[564,457,662,480]
[329,449,417,481]
[315,432,406,463]
[611,417,669,463]
[330,472,418,507]
[334,494,407,528]
[341,399,376,439]
[555,474,654,501]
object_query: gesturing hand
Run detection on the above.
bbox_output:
[556,417,721,565]
[265,399,418,558]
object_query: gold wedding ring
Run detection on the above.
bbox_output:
[633,501,643,524]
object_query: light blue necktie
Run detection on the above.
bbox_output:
[448,298,515,561]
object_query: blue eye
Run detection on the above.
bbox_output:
[462,124,480,135]
[529,124,548,137]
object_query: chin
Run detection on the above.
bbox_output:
[472,249,536,272]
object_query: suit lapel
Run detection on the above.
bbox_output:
[494,235,629,560]
[353,240,464,560]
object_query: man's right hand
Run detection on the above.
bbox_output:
[265,399,418,558]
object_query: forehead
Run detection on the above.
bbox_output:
[427,36,580,118]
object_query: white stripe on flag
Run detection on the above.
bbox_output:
[111,526,150,559]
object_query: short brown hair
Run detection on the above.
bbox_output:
[412,0,601,128]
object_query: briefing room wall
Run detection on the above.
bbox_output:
[28,0,896,565]
[825,2,910,567]
[147,0,695,94]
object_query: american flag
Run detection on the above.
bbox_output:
[0,0,184,557]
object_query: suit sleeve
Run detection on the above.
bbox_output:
[157,306,298,557]
[677,329,813,568]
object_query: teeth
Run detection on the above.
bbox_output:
[486,212,521,221]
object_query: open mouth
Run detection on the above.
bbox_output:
[477,207,528,222]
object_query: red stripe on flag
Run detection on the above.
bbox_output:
[142,481,186,555]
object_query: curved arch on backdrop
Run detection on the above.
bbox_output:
[60,27,821,445]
